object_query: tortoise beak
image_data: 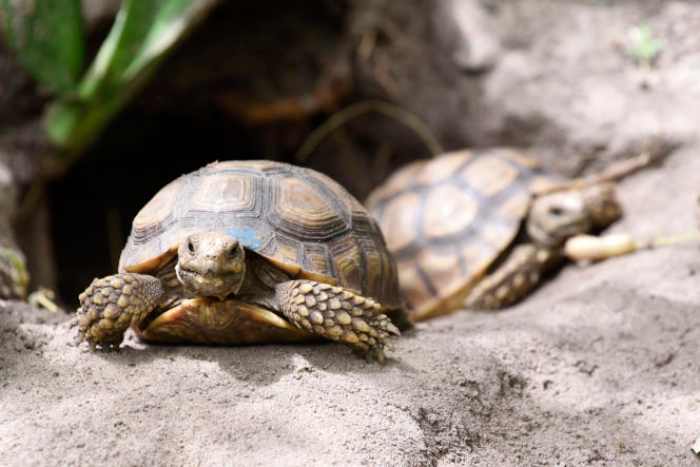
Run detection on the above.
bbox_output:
[175,264,243,299]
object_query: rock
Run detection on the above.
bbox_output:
[434,0,502,73]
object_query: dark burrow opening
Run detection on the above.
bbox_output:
[44,0,434,306]
[46,107,431,307]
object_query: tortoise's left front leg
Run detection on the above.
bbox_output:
[275,280,400,361]
[465,244,562,310]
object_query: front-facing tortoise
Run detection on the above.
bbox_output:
[367,148,650,321]
[78,160,405,360]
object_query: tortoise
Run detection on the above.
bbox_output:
[0,163,28,299]
[0,243,27,300]
[366,148,646,321]
[77,160,406,360]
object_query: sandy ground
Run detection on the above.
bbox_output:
[3,1,700,465]
[2,149,699,466]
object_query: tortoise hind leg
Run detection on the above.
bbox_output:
[78,273,164,349]
[466,244,561,310]
[275,280,400,362]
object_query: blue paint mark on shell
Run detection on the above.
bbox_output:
[226,226,262,250]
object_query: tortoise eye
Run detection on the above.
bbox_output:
[228,246,239,258]
[548,206,564,216]
[187,240,196,254]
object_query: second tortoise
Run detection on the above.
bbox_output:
[366,148,649,321]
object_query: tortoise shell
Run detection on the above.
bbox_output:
[120,160,401,310]
[366,148,562,319]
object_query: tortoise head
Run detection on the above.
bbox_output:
[527,182,621,247]
[175,232,246,300]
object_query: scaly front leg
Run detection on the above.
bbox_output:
[78,273,165,349]
[276,280,400,362]
[466,244,561,310]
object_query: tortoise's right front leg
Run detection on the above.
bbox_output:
[78,273,164,349]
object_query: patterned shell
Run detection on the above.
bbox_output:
[366,148,561,318]
[119,160,401,309]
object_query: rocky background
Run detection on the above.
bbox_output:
[2,1,700,465]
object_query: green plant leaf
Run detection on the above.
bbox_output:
[45,0,218,160]
[0,0,84,93]
[627,24,663,66]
